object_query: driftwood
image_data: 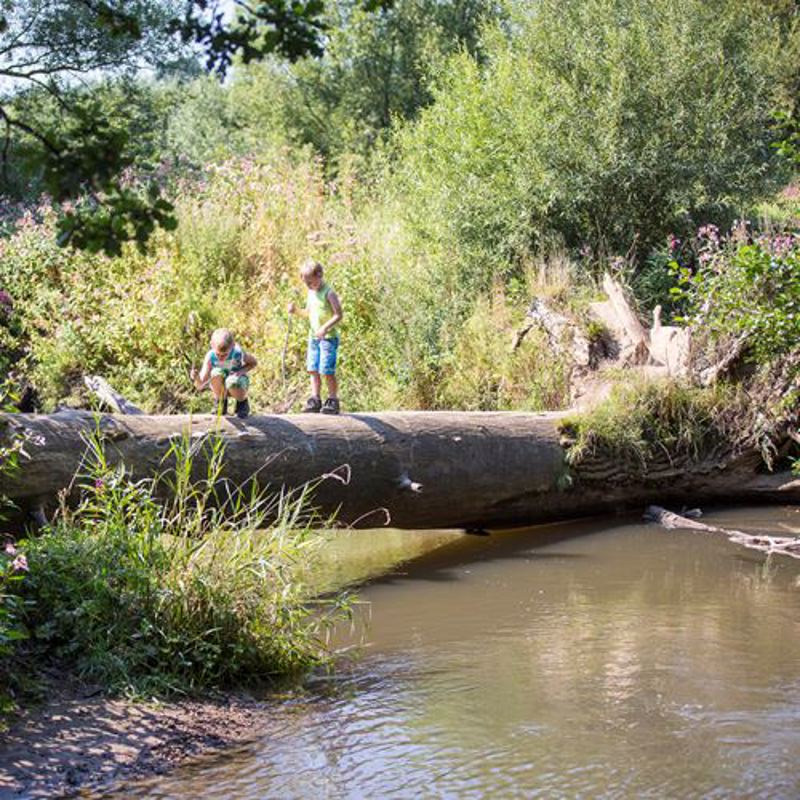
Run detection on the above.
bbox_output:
[512,298,592,367]
[84,375,145,415]
[593,273,650,365]
[649,306,691,377]
[1,410,799,530]
[645,505,800,559]
[697,333,749,387]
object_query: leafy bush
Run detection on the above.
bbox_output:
[673,228,800,363]
[14,430,349,695]
[393,0,791,288]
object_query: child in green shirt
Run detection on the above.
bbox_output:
[287,260,343,414]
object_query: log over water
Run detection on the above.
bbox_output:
[1,410,798,530]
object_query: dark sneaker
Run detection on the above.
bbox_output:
[320,397,340,415]
[302,396,322,413]
[235,398,250,419]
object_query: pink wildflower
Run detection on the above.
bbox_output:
[12,554,28,572]
[4,542,16,556]
[697,224,720,245]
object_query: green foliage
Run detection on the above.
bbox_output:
[0,540,29,724]
[564,379,742,473]
[164,64,292,166]
[673,228,800,363]
[628,238,688,323]
[393,0,791,292]
[14,429,349,695]
[0,0,345,254]
[0,386,33,724]
[0,151,629,414]
[436,290,570,410]
[287,0,495,160]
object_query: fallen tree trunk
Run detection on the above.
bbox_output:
[1,410,798,530]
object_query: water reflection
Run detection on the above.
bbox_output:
[118,507,800,799]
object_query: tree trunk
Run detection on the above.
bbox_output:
[1,410,797,530]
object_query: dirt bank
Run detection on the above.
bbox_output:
[0,690,268,798]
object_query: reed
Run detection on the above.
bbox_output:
[15,426,351,695]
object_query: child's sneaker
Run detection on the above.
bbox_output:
[320,397,340,415]
[235,398,250,419]
[302,396,322,413]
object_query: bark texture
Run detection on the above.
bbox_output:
[2,410,798,530]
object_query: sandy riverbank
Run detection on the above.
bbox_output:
[0,690,267,798]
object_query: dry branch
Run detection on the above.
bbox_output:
[645,504,800,559]
[84,375,145,415]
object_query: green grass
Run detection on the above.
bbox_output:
[562,378,744,474]
[11,426,351,697]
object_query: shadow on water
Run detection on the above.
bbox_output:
[355,513,624,589]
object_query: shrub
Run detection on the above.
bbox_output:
[673,227,800,364]
[15,429,350,695]
[393,0,791,288]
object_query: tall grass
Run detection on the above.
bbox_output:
[0,151,579,414]
[562,379,745,474]
[15,427,350,695]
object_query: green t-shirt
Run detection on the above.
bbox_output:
[306,282,339,339]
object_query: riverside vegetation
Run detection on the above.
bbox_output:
[0,0,799,722]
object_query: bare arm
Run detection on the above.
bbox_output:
[287,300,309,318]
[315,290,343,339]
[190,353,211,389]
[239,352,258,373]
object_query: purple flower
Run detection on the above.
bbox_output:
[667,234,681,252]
[94,478,105,491]
[697,224,720,245]
[12,554,28,572]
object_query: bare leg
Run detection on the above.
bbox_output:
[209,374,225,402]
[324,373,338,399]
[309,372,321,399]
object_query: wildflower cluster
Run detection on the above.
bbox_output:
[672,225,800,362]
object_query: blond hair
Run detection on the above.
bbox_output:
[210,328,234,350]
[299,259,324,280]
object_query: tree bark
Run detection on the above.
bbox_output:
[1,410,798,530]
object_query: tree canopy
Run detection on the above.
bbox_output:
[0,0,336,253]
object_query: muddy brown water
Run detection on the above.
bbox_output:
[115,507,800,798]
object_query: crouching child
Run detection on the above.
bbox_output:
[190,328,257,418]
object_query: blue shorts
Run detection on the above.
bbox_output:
[306,336,339,375]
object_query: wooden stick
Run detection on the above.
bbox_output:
[83,375,144,415]
[645,505,800,559]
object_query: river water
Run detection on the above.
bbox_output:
[121,507,800,798]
